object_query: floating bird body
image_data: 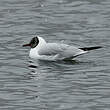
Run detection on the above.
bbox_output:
[23,36,102,61]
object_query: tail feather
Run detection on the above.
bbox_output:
[80,46,102,51]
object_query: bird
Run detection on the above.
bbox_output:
[23,36,102,61]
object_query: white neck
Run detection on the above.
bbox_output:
[37,36,46,48]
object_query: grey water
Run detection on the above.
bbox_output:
[0,0,110,110]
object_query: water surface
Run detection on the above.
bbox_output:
[0,0,110,110]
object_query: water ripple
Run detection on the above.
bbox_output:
[0,0,110,110]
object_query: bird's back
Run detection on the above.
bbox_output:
[38,43,86,60]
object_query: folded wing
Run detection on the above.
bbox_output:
[38,43,86,59]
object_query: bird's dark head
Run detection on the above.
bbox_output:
[23,36,39,48]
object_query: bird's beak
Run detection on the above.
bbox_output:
[22,43,31,47]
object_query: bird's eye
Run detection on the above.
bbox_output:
[31,38,35,44]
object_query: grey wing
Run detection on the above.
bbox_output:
[38,43,85,58]
[38,43,69,56]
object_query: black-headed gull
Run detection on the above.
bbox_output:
[23,36,102,61]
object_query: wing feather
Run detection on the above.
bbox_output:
[38,43,68,55]
[38,43,85,59]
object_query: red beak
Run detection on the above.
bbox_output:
[22,43,31,47]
